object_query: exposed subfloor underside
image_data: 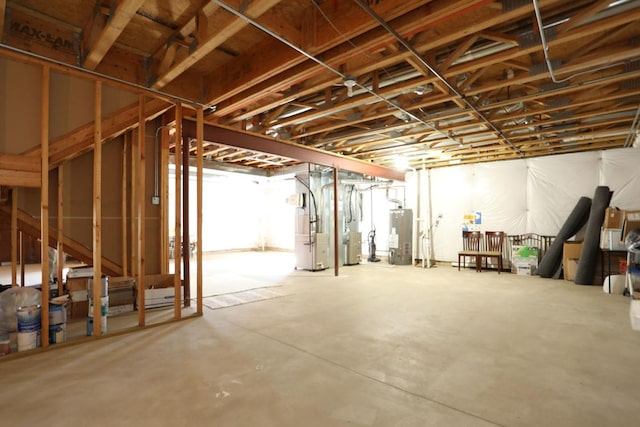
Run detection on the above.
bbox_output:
[1,252,638,426]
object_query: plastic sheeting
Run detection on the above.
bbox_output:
[420,147,640,262]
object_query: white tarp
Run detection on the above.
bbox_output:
[418,147,640,262]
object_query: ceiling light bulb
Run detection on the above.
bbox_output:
[344,77,357,97]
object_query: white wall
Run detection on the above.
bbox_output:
[411,147,640,262]
[169,167,296,252]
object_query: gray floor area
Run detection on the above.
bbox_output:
[1,252,639,426]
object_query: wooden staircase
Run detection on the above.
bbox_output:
[0,205,122,277]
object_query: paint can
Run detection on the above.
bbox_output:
[49,323,66,344]
[49,302,67,325]
[17,305,41,333]
[17,331,40,351]
[87,296,108,335]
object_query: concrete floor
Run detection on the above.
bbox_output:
[1,252,639,426]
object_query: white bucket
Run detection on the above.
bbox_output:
[17,305,41,333]
[17,331,40,351]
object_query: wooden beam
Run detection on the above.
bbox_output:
[438,34,480,72]
[152,0,281,89]
[556,0,611,35]
[137,95,146,327]
[196,107,203,316]
[41,65,50,348]
[173,103,182,319]
[92,81,103,336]
[83,0,146,70]
[20,98,171,169]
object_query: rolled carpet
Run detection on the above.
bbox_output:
[537,196,592,278]
[574,186,613,285]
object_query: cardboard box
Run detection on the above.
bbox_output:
[68,300,89,319]
[563,241,583,281]
[144,274,183,309]
[603,207,623,229]
[600,228,625,251]
[66,277,88,292]
[622,210,640,244]
[108,276,137,307]
[565,259,579,281]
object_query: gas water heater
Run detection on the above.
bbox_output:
[388,208,413,265]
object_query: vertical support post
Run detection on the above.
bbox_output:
[41,65,50,348]
[11,187,17,287]
[182,119,191,307]
[137,95,146,326]
[57,166,64,295]
[196,107,203,315]
[92,81,103,336]
[130,130,138,278]
[121,134,128,276]
[173,104,182,319]
[333,167,339,277]
[160,119,170,274]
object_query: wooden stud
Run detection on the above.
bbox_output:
[41,65,50,348]
[333,167,339,277]
[131,130,138,278]
[57,166,64,296]
[121,133,128,276]
[92,81,103,336]
[173,103,182,320]
[160,118,171,274]
[0,0,6,42]
[196,107,204,315]
[11,187,17,287]
[137,95,146,327]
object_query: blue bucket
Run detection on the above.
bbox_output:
[49,303,66,325]
[17,305,41,333]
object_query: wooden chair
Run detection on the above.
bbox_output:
[478,231,505,273]
[458,231,482,272]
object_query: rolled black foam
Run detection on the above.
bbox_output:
[574,186,613,285]
[537,196,592,278]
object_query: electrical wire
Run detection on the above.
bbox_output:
[295,175,319,224]
[532,0,628,84]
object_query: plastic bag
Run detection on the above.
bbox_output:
[0,287,42,334]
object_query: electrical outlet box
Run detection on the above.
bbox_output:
[151,196,160,205]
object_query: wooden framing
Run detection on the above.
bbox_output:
[196,107,203,315]
[92,80,103,336]
[137,94,146,327]
[121,133,128,276]
[82,0,146,70]
[57,166,63,296]
[40,65,50,348]
[173,103,182,320]
[11,186,17,286]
